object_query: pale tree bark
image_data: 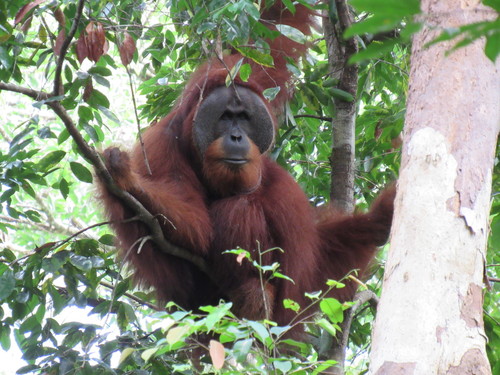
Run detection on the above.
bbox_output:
[369,1,499,374]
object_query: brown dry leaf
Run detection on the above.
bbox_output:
[53,29,65,56]
[119,32,136,66]
[209,340,225,370]
[86,21,106,62]
[391,133,403,149]
[75,32,88,64]
[103,39,109,55]
[53,7,65,28]
[83,80,93,103]
[20,16,33,33]
[34,242,56,252]
[374,122,382,140]
[38,24,47,43]
[14,0,48,25]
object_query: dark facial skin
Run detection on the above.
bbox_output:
[218,101,252,165]
[193,85,275,165]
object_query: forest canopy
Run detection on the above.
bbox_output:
[0,0,498,374]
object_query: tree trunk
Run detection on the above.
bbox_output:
[321,2,359,373]
[369,1,499,374]
[325,0,358,214]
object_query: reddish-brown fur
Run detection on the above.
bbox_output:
[98,2,395,331]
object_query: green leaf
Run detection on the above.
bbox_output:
[0,325,11,351]
[166,325,190,346]
[247,321,270,343]
[350,0,421,16]
[69,254,93,271]
[273,360,292,373]
[349,39,399,63]
[263,87,281,101]
[141,347,158,362]
[98,234,115,245]
[90,256,105,268]
[87,89,110,109]
[0,24,12,44]
[88,66,112,76]
[272,271,294,283]
[329,88,355,102]
[59,178,69,199]
[22,182,37,199]
[38,150,66,171]
[97,105,120,124]
[58,128,70,144]
[0,270,15,301]
[0,249,16,262]
[276,24,306,44]
[314,360,338,373]
[232,338,253,362]
[70,162,93,183]
[282,0,296,14]
[64,64,73,83]
[15,365,40,374]
[197,22,217,34]
[326,279,345,288]
[83,123,99,142]
[37,126,56,139]
[234,46,274,67]
[48,285,67,314]
[239,63,252,82]
[483,0,500,12]
[25,209,41,222]
[0,46,13,69]
[485,32,500,62]
[119,347,135,364]
[226,58,244,86]
[114,279,130,299]
[344,16,401,39]
[320,298,344,323]
[205,303,232,331]
[92,74,110,88]
[316,317,338,336]
[78,106,94,122]
[323,77,338,87]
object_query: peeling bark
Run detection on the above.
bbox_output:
[374,361,416,375]
[445,349,491,375]
[369,0,498,373]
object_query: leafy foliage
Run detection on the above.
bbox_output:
[0,0,498,374]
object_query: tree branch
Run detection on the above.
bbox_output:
[53,0,85,96]
[0,83,213,282]
[125,65,152,175]
[327,290,379,375]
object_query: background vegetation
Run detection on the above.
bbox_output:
[0,0,498,374]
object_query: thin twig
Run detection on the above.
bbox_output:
[126,65,152,175]
[53,0,86,96]
[99,280,159,310]
[55,219,117,248]
[294,114,333,122]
